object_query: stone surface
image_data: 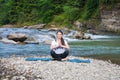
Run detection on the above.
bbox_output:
[7,33,27,42]
[100,9,120,33]
[0,38,17,44]
[0,56,120,80]
[74,31,84,39]
[24,24,45,29]
[48,28,60,31]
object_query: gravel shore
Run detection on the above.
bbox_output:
[0,56,120,80]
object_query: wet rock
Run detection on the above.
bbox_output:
[74,31,84,39]
[83,36,91,40]
[68,31,91,40]
[43,40,52,44]
[7,33,27,42]
[25,37,38,44]
[0,38,17,44]
[24,24,45,29]
[87,29,97,35]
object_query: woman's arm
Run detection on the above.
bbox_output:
[50,45,58,50]
[50,43,69,49]
[50,40,58,50]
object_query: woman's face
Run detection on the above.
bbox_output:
[57,32,62,39]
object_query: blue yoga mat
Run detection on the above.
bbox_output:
[25,58,52,61]
[68,59,90,63]
[25,58,90,63]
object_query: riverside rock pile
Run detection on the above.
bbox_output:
[0,56,120,80]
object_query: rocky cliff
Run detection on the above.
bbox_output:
[98,2,120,34]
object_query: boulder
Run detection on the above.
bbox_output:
[100,9,120,33]
[74,31,84,39]
[44,40,52,44]
[7,33,27,42]
[87,29,97,35]
[83,36,91,40]
[24,24,45,29]
[25,37,39,44]
[0,38,17,44]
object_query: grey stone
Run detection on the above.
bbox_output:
[7,33,27,42]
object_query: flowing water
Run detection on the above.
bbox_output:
[0,28,120,65]
[70,39,120,65]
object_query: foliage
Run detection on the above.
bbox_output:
[0,0,117,27]
[82,0,99,20]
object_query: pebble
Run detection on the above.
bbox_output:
[0,56,120,80]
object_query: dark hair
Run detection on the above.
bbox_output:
[56,30,65,45]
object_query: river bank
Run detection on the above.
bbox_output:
[0,56,120,80]
[0,28,120,66]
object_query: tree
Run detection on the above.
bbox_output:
[82,0,99,20]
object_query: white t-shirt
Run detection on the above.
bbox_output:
[51,40,68,54]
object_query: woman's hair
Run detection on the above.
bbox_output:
[56,30,65,45]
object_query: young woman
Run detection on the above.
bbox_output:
[50,30,69,61]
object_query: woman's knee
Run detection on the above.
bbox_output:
[50,50,58,58]
[50,50,55,56]
[61,49,69,58]
[65,49,69,54]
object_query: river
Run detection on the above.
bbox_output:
[0,28,120,65]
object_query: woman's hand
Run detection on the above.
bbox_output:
[59,44,69,49]
[50,45,59,50]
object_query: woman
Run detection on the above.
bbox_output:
[50,30,69,61]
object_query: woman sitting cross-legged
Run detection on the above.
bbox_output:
[50,30,69,61]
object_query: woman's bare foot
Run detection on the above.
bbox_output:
[62,58,68,61]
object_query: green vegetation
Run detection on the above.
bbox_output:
[0,0,117,27]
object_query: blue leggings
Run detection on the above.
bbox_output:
[50,49,69,61]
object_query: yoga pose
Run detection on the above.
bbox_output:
[50,30,69,61]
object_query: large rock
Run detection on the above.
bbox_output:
[0,38,17,44]
[87,29,97,35]
[72,31,91,39]
[43,40,52,44]
[24,24,45,29]
[73,31,84,39]
[83,36,91,40]
[100,9,120,33]
[7,33,27,42]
